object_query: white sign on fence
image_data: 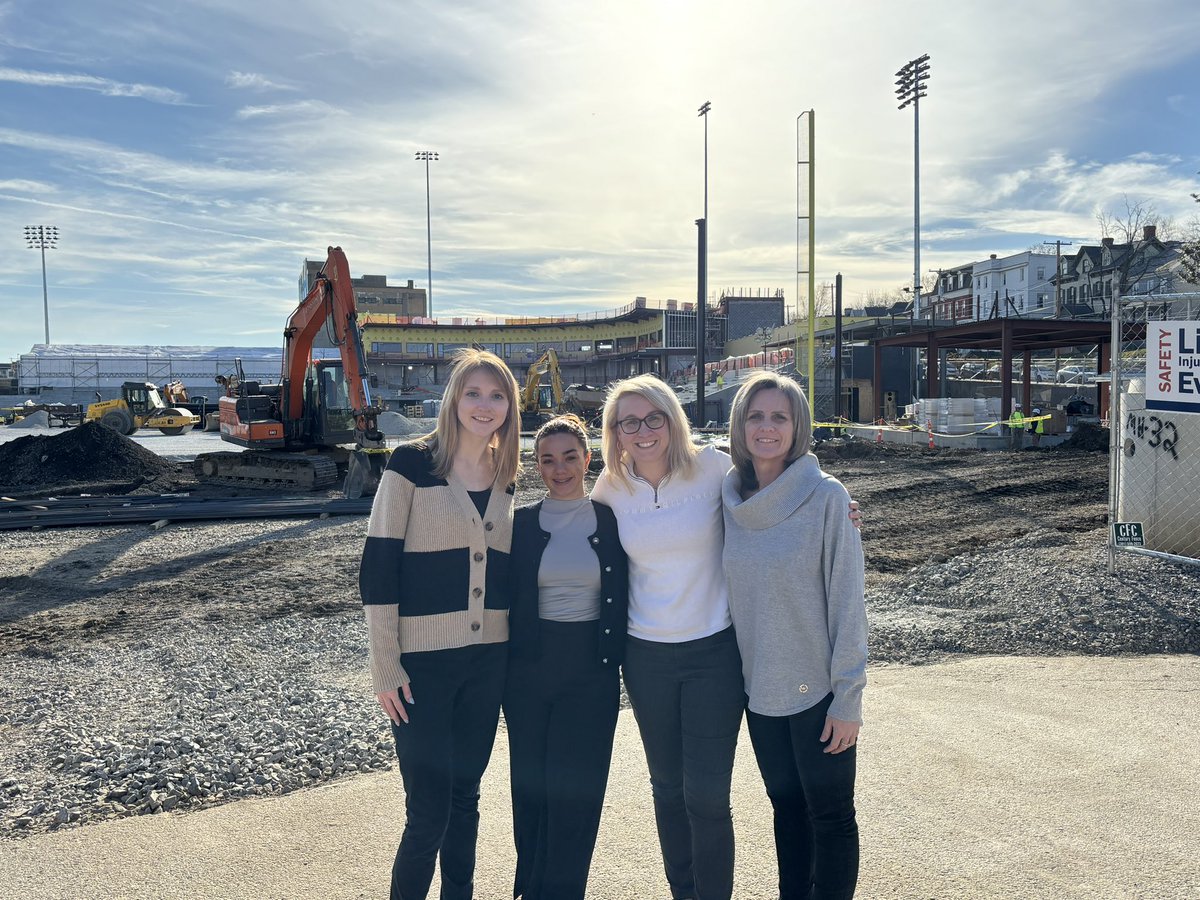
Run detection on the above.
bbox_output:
[1146,320,1200,415]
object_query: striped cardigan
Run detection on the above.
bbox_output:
[359,441,514,693]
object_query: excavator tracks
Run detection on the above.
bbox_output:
[192,451,339,491]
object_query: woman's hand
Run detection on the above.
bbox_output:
[848,500,862,530]
[377,684,415,725]
[820,715,860,754]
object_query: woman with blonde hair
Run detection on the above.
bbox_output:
[722,371,866,900]
[590,373,746,900]
[360,348,520,900]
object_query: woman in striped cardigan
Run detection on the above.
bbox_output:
[360,348,521,900]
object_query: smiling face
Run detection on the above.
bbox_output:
[743,388,795,466]
[455,369,509,441]
[615,392,671,477]
[536,431,590,500]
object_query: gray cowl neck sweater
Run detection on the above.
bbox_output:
[722,453,868,721]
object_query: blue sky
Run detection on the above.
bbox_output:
[2,0,1199,360]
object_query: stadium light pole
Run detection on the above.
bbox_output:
[24,225,58,345]
[696,100,711,429]
[895,54,930,318]
[415,151,438,319]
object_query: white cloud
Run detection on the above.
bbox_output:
[226,71,295,91]
[234,100,342,119]
[0,66,187,103]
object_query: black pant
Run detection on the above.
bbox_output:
[622,626,745,900]
[746,693,859,900]
[389,643,507,900]
[503,620,619,900]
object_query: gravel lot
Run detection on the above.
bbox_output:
[2,435,1198,841]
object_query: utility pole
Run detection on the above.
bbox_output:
[24,225,59,345]
[1043,239,1073,317]
[415,151,438,319]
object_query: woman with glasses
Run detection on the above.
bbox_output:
[722,372,866,900]
[592,374,860,900]
[504,414,628,900]
[592,374,741,899]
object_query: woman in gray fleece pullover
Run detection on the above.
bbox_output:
[722,372,867,900]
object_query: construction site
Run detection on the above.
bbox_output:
[2,254,1199,897]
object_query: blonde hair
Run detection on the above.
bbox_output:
[426,349,521,487]
[728,371,812,489]
[601,374,697,490]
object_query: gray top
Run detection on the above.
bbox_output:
[722,454,868,722]
[538,496,602,622]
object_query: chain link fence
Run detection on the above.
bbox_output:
[1108,291,1200,571]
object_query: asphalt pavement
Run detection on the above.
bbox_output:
[1,654,1197,899]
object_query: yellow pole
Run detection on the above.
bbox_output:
[807,111,816,396]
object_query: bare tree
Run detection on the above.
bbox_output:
[1181,179,1200,285]
[1095,194,1176,242]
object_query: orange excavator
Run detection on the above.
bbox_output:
[193,246,390,498]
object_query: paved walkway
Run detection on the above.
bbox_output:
[2,655,1197,899]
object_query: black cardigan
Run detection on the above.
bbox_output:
[508,498,629,667]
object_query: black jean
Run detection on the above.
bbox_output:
[622,626,745,900]
[746,692,859,900]
[503,619,620,900]
[389,642,507,900]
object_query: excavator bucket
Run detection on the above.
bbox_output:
[345,448,390,499]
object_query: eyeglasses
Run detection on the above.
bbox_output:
[617,411,668,434]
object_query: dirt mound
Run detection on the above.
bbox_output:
[378,411,428,436]
[0,421,179,490]
[8,410,50,428]
[1056,423,1108,452]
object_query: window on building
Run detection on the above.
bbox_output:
[438,343,469,358]
[1037,293,1047,308]
[1037,267,1045,281]
[566,340,593,352]
[536,341,563,352]
[372,342,405,354]
[476,342,503,356]
[406,342,434,358]
[506,342,536,359]
[1082,284,1090,299]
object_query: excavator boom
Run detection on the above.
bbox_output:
[195,246,390,496]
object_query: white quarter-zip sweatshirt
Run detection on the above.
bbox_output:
[592,444,732,642]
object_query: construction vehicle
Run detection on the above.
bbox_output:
[193,246,389,498]
[519,348,564,429]
[85,382,201,436]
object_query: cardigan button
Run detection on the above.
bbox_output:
[591,536,599,544]
[472,587,483,598]
[474,552,484,562]
[605,598,612,604]
[604,566,612,572]
[485,521,494,531]
[798,684,809,693]
[604,628,611,634]
[471,622,481,632]
[602,658,608,664]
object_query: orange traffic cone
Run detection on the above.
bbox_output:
[875,424,883,443]
[926,419,935,450]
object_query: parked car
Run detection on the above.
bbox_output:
[1057,365,1091,384]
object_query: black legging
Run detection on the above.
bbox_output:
[389,643,507,900]
[503,619,619,900]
